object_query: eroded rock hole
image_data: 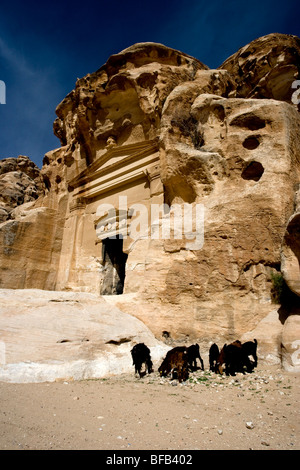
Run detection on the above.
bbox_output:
[100,237,128,295]
[241,161,264,181]
[230,113,266,130]
[243,136,260,150]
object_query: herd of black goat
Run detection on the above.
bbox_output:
[131,339,258,383]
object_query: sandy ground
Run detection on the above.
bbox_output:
[0,362,299,451]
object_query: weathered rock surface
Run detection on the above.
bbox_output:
[1,34,300,376]
[220,33,300,106]
[154,92,300,340]
[0,288,169,383]
[51,42,207,179]
[281,314,300,372]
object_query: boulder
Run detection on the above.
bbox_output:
[0,155,46,222]
[0,288,169,383]
[281,315,300,372]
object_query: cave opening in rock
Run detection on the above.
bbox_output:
[100,236,128,295]
[241,161,264,181]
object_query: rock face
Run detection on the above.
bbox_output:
[220,33,300,106]
[0,156,46,222]
[151,95,300,338]
[281,315,300,372]
[1,34,300,375]
[0,288,169,383]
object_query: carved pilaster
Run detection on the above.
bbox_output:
[145,163,163,197]
[69,197,86,212]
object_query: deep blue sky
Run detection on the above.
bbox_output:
[0,0,299,168]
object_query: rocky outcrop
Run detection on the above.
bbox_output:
[152,94,300,333]
[0,288,169,383]
[1,34,300,375]
[0,156,46,222]
[51,42,207,181]
[220,33,300,106]
[281,315,300,372]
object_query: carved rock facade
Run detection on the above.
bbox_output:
[1,35,300,369]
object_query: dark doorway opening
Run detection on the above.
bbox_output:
[101,237,128,295]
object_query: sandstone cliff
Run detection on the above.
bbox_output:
[1,34,300,378]
[220,33,300,106]
[0,288,169,383]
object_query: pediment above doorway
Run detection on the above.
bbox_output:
[68,138,160,201]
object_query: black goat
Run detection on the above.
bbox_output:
[158,347,189,382]
[242,339,258,368]
[159,343,204,377]
[158,347,186,377]
[131,343,153,378]
[187,343,204,371]
[220,340,254,376]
